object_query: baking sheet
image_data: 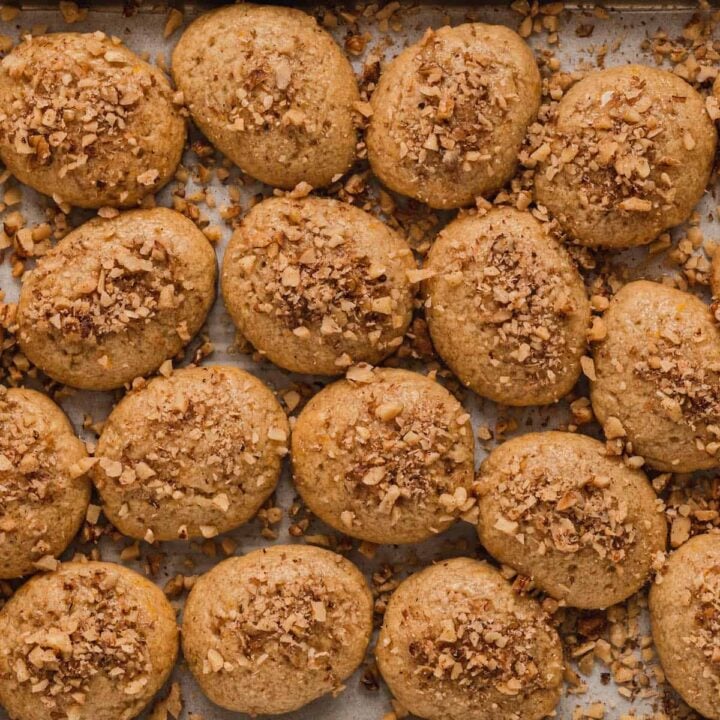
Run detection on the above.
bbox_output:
[0,1,716,719]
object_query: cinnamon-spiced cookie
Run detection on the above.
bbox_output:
[0,561,178,720]
[172,3,359,189]
[535,64,716,248]
[0,387,90,579]
[591,280,720,472]
[367,23,540,209]
[650,533,720,720]
[221,196,415,375]
[424,207,590,406]
[291,367,475,544]
[182,544,373,715]
[477,431,666,609]
[17,208,216,390]
[93,365,289,541]
[376,558,563,720]
[0,32,185,208]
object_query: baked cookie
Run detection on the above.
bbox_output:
[367,23,540,209]
[0,32,185,209]
[650,533,720,720]
[711,248,720,299]
[291,367,475,544]
[535,64,716,248]
[477,431,666,609]
[591,280,720,472]
[172,3,359,189]
[17,208,216,390]
[182,544,373,715]
[221,196,415,375]
[0,560,178,720]
[376,558,563,720]
[93,365,289,541]
[424,207,590,406]
[0,387,90,579]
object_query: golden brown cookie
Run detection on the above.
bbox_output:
[93,365,289,541]
[291,367,475,544]
[424,207,590,406]
[221,196,415,375]
[650,533,720,720]
[0,560,178,720]
[376,558,564,720]
[17,208,216,390]
[591,280,720,472]
[477,431,667,609]
[172,3,359,189]
[367,23,540,209]
[182,544,373,715]
[0,387,90,579]
[0,32,185,208]
[535,64,716,248]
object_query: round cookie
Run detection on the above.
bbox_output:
[172,4,359,189]
[424,207,590,406]
[291,367,475,544]
[711,248,720,299]
[650,533,720,720]
[93,365,289,541]
[476,431,667,609]
[0,387,90,579]
[221,196,415,375]
[535,64,716,248]
[17,208,216,390]
[591,280,720,472]
[367,23,540,209]
[0,32,185,209]
[182,544,373,715]
[376,558,563,720]
[0,560,178,720]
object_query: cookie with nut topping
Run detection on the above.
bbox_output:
[17,208,216,390]
[93,365,289,541]
[0,560,178,720]
[650,533,720,720]
[424,207,590,406]
[182,544,373,715]
[221,196,415,375]
[535,64,716,248]
[477,431,666,609]
[0,32,185,209]
[367,23,540,209]
[172,3,359,189]
[376,558,563,720]
[0,387,90,579]
[291,367,475,544]
[591,280,720,472]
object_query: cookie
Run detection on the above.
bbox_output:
[367,23,540,209]
[18,208,216,390]
[221,196,415,375]
[591,280,720,472]
[376,558,563,720]
[424,207,590,406]
[182,544,373,715]
[291,367,475,544]
[0,387,90,579]
[477,431,666,609]
[0,560,178,720]
[93,365,289,541]
[650,533,720,720]
[172,3,359,189]
[535,64,716,248]
[0,32,185,209]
